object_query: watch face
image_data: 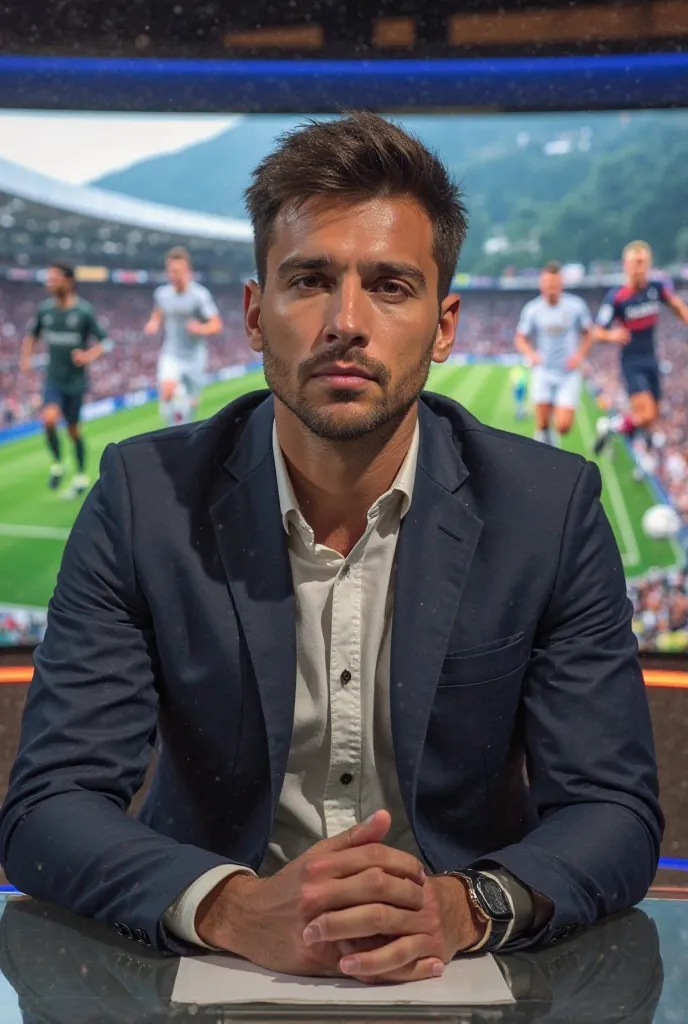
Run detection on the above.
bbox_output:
[476,876,512,920]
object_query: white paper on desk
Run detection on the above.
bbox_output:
[172,953,515,1007]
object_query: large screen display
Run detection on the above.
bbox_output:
[0,109,686,652]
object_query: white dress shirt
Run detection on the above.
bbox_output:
[164,419,423,945]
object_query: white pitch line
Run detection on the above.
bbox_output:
[577,399,640,568]
[0,523,70,540]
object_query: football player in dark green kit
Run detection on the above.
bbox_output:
[20,263,113,499]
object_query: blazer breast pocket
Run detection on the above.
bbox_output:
[438,632,529,688]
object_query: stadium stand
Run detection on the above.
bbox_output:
[0,155,254,273]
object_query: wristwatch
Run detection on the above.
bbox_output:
[444,868,516,953]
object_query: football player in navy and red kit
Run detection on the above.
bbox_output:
[593,240,688,457]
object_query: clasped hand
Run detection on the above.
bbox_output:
[196,809,483,984]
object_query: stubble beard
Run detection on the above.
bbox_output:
[260,329,437,443]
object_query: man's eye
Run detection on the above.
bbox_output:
[377,280,409,297]
[293,276,324,289]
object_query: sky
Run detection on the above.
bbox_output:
[0,111,243,185]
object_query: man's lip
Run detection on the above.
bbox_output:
[312,365,375,380]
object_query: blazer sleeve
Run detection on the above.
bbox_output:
[0,444,237,955]
[475,460,664,949]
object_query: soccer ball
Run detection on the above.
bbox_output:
[641,504,682,540]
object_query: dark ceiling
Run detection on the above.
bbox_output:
[1,0,686,58]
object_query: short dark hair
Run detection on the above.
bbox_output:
[543,260,561,274]
[165,246,191,264]
[245,111,468,299]
[49,261,75,280]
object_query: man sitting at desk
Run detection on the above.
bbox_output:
[0,112,662,986]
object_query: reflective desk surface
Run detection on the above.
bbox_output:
[0,895,684,1023]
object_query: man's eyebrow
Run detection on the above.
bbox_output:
[275,255,428,290]
[361,261,428,289]
[276,255,332,277]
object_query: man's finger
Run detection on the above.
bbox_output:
[313,810,392,855]
[338,937,387,957]
[301,871,424,932]
[303,844,425,886]
[307,903,419,944]
[339,933,436,979]
[355,957,445,985]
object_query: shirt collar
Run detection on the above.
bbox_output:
[272,418,420,534]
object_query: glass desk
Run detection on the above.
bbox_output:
[0,894,683,1022]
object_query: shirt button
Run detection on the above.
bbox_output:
[340,669,352,685]
[340,772,353,786]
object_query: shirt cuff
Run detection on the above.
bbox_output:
[163,864,257,949]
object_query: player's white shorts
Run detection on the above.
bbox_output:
[157,351,206,400]
[531,367,582,409]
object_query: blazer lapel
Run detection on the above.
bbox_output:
[391,400,483,836]
[209,395,296,818]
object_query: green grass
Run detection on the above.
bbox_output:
[0,364,680,610]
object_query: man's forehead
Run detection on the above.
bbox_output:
[269,195,434,262]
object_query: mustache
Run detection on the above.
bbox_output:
[297,349,391,386]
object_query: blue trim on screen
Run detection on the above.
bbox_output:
[0,53,686,112]
[658,858,688,872]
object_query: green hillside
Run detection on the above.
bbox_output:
[0,364,680,612]
[92,110,688,271]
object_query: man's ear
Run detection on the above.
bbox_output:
[244,280,263,353]
[432,292,460,364]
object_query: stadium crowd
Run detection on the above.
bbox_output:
[1,280,688,650]
[628,570,688,652]
[0,607,46,647]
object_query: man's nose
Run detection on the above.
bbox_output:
[323,278,371,347]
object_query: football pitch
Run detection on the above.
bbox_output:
[0,363,681,611]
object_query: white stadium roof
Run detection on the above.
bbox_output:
[0,155,253,243]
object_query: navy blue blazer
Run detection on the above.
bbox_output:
[0,391,663,956]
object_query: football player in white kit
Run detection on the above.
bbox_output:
[144,247,223,426]
[514,261,594,447]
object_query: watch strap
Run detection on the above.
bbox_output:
[464,917,493,953]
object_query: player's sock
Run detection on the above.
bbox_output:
[73,434,86,473]
[535,428,550,444]
[159,398,177,428]
[593,431,607,455]
[174,389,192,424]
[550,430,561,448]
[617,415,637,440]
[46,426,61,462]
